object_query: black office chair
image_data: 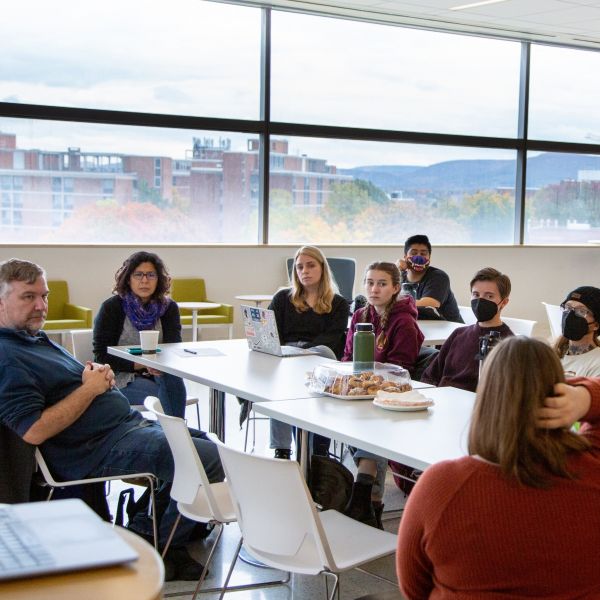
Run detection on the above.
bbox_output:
[286,256,356,303]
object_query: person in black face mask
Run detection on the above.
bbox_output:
[554,286,600,377]
[421,267,514,392]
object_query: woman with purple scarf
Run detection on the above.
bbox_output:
[93,251,187,418]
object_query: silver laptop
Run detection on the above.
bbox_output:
[241,305,317,357]
[0,498,139,581]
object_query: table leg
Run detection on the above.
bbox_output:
[191,309,198,343]
[299,428,309,479]
[209,388,226,441]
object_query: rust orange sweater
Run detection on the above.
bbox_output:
[396,377,600,599]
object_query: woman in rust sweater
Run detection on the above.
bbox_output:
[397,336,600,599]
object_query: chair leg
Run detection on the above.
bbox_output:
[218,535,242,600]
[190,524,224,600]
[161,513,182,558]
[195,402,201,429]
[323,572,340,600]
[243,413,251,453]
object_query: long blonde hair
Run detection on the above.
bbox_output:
[359,262,401,350]
[469,336,590,489]
[289,246,338,315]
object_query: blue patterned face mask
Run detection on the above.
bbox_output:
[407,254,429,273]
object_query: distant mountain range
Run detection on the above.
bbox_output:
[339,152,600,193]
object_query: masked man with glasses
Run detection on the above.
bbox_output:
[555,286,600,377]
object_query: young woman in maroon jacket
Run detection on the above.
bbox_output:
[397,336,600,599]
[341,261,424,528]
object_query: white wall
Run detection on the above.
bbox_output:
[1,245,598,339]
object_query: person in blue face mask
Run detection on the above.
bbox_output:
[396,234,463,323]
[421,267,514,392]
[555,286,600,377]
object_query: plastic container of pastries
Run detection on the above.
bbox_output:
[308,361,412,399]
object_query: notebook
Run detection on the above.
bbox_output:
[0,498,139,581]
[241,305,317,357]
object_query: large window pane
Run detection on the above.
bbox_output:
[529,45,600,144]
[268,137,516,244]
[0,118,259,243]
[271,12,520,137]
[0,0,261,119]
[525,152,600,244]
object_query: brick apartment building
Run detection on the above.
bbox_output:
[0,131,348,241]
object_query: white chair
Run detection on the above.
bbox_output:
[34,448,159,548]
[542,302,563,340]
[502,316,537,336]
[71,328,94,363]
[73,330,202,427]
[216,440,398,600]
[143,396,286,599]
[458,305,477,325]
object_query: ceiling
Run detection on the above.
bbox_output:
[246,0,600,50]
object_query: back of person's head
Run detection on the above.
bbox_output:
[113,251,170,301]
[290,245,337,315]
[470,267,511,299]
[0,258,45,299]
[468,336,590,488]
[404,234,432,255]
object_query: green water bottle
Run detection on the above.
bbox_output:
[353,323,375,372]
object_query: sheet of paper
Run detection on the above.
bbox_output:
[174,348,226,358]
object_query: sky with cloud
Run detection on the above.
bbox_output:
[1,0,599,168]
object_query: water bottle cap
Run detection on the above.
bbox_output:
[356,323,374,332]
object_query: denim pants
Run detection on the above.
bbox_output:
[88,420,224,548]
[269,344,336,451]
[121,373,187,419]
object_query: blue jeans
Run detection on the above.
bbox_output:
[121,373,186,419]
[88,420,224,548]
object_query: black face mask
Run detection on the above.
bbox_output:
[471,298,499,323]
[561,310,590,341]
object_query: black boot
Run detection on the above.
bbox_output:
[274,448,291,459]
[343,473,377,528]
[163,546,209,582]
[372,500,385,530]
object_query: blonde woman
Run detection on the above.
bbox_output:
[397,336,600,598]
[269,246,349,459]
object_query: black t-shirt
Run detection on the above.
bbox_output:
[402,266,463,323]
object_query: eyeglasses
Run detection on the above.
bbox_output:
[132,271,158,281]
[561,304,592,319]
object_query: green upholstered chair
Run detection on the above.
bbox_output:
[43,280,93,345]
[171,278,234,339]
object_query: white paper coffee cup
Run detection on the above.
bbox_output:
[140,330,160,354]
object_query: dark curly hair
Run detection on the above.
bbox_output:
[113,251,171,301]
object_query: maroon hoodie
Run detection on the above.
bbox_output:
[342,296,424,374]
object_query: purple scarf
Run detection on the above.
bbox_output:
[121,292,169,331]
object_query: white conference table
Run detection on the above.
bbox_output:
[254,386,475,471]
[108,338,431,441]
[419,320,464,346]
[108,339,338,440]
